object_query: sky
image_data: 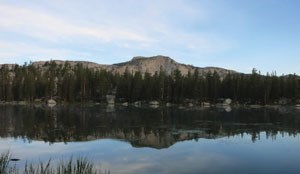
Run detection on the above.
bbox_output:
[0,0,299,75]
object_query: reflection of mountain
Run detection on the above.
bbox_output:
[1,105,300,149]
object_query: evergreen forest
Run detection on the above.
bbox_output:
[0,61,299,104]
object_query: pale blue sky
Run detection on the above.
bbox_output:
[0,0,299,75]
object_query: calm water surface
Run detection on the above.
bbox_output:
[1,105,300,174]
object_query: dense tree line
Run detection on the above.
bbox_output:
[1,105,300,144]
[0,61,299,104]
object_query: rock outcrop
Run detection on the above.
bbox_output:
[7,55,237,78]
[112,56,237,78]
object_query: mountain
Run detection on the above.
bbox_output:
[0,55,298,105]
[113,56,237,78]
[27,55,237,78]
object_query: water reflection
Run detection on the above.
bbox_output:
[1,105,300,148]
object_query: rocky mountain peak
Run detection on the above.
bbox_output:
[131,55,175,63]
[0,55,237,78]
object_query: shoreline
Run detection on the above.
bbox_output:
[0,100,299,110]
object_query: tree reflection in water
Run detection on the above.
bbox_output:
[0,105,300,148]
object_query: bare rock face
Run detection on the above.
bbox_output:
[202,102,210,107]
[106,95,115,104]
[32,60,110,70]
[149,101,160,105]
[0,64,17,70]
[224,98,232,105]
[47,99,57,107]
[47,99,56,104]
[133,101,142,107]
[112,56,237,78]
[2,55,238,78]
[113,56,183,75]
[166,102,172,107]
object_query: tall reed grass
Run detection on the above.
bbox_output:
[0,151,108,174]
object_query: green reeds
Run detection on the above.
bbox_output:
[0,151,17,174]
[0,152,105,174]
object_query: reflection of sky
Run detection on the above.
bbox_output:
[1,132,300,174]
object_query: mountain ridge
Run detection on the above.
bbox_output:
[0,55,237,78]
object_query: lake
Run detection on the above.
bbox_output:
[1,105,300,174]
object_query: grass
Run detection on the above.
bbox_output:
[0,152,108,174]
[0,151,18,174]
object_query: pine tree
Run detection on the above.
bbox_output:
[131,71,143,101]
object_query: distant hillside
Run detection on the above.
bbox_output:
[0,55,299,104]
[3,55,237,78]
[113,56,237,78]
